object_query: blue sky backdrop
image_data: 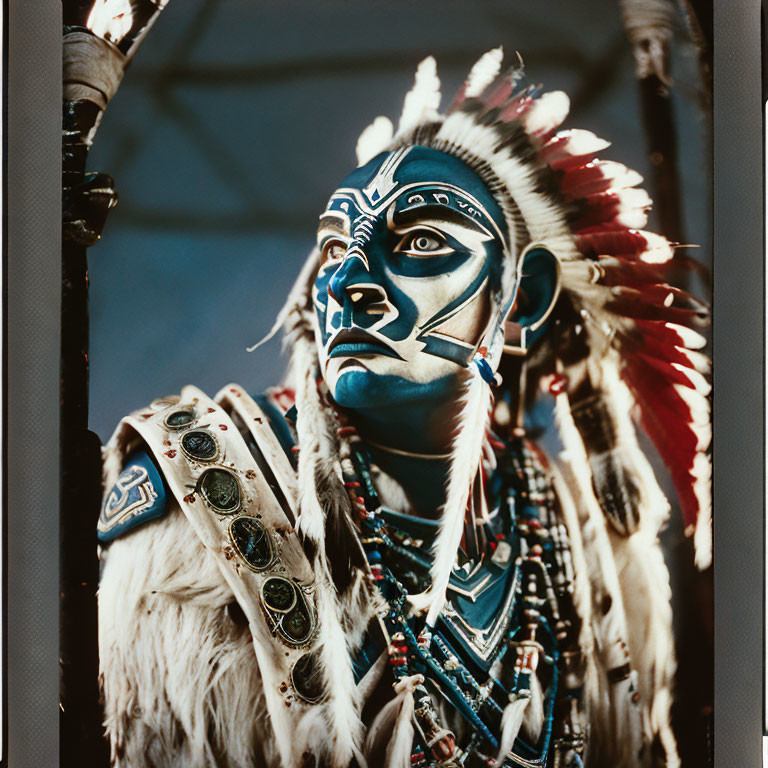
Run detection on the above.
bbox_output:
[88,0,710,441]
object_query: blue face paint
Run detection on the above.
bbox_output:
[313,146,509,421]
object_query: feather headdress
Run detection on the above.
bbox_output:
[270,49,710,760]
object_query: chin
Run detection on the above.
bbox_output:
[329,367,459,410]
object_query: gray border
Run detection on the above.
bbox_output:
[6,1,61,765]
[713,0,763,766]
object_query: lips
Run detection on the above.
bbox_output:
[327,328,402,360]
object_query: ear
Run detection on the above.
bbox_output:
[509,246,560,348]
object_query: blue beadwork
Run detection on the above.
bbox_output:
[344,434,583,766]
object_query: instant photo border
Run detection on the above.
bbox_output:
[4,1,764,766]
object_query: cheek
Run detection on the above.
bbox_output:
[428,289,491,344]
[387,250,488,329]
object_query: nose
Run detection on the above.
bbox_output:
[327,249,389,327]
[327,250,370,304]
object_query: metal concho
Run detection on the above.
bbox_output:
[229,515,274,571]
[164,407,197,430]
[261,577,315,646]
[198,468,241,514]
[180,429,219,462]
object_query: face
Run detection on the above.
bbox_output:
[313,146,508,410]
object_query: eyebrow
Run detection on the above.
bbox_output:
[317,213,349,237]
[390,203,489,234]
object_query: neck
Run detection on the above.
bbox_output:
[347,391,463,517]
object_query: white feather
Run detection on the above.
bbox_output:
[294,336,329,545]
[588,366,680,764]
[356,116,394,166]
[495,695,528,766]
[692,452,713,569]
[407,369,490,624]
[543,128,611,158]
[610,188,652,229]
[671,362,711,396]
[314,565,364,767]
[383,690,415,768]
[397,56,441,136]
[554,391,647,764]
[520,90,570,137]
[292,335,368,764]
[674,346,711,375]
[595,160,644,190]
[521,674,544,741]
[464,47,504,98]
[665,322,707,349]
[673,382,711,427]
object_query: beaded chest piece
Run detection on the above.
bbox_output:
[339,425,586,768]
[102,386,586,766]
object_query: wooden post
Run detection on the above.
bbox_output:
[60,3,170,763]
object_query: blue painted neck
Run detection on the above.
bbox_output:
[346,388,464,517]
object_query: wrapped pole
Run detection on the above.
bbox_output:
[60,2,170,763]
[619,0,683,243]
[619,4,713,764]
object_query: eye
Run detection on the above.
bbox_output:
[320,238,347,264]
[410,234,442,252]
[396,230,451,257]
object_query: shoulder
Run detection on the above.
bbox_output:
[98,384,297,544]
[98,448,168,543]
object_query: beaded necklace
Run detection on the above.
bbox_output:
[336,423,586,768]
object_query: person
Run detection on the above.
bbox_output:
[96,49,710,768]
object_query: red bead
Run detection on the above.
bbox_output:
[431,735,455,761]
[548,373,568,396]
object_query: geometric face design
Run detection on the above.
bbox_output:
[313,146,508,409]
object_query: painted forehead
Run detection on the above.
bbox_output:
[322,146,508,244]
